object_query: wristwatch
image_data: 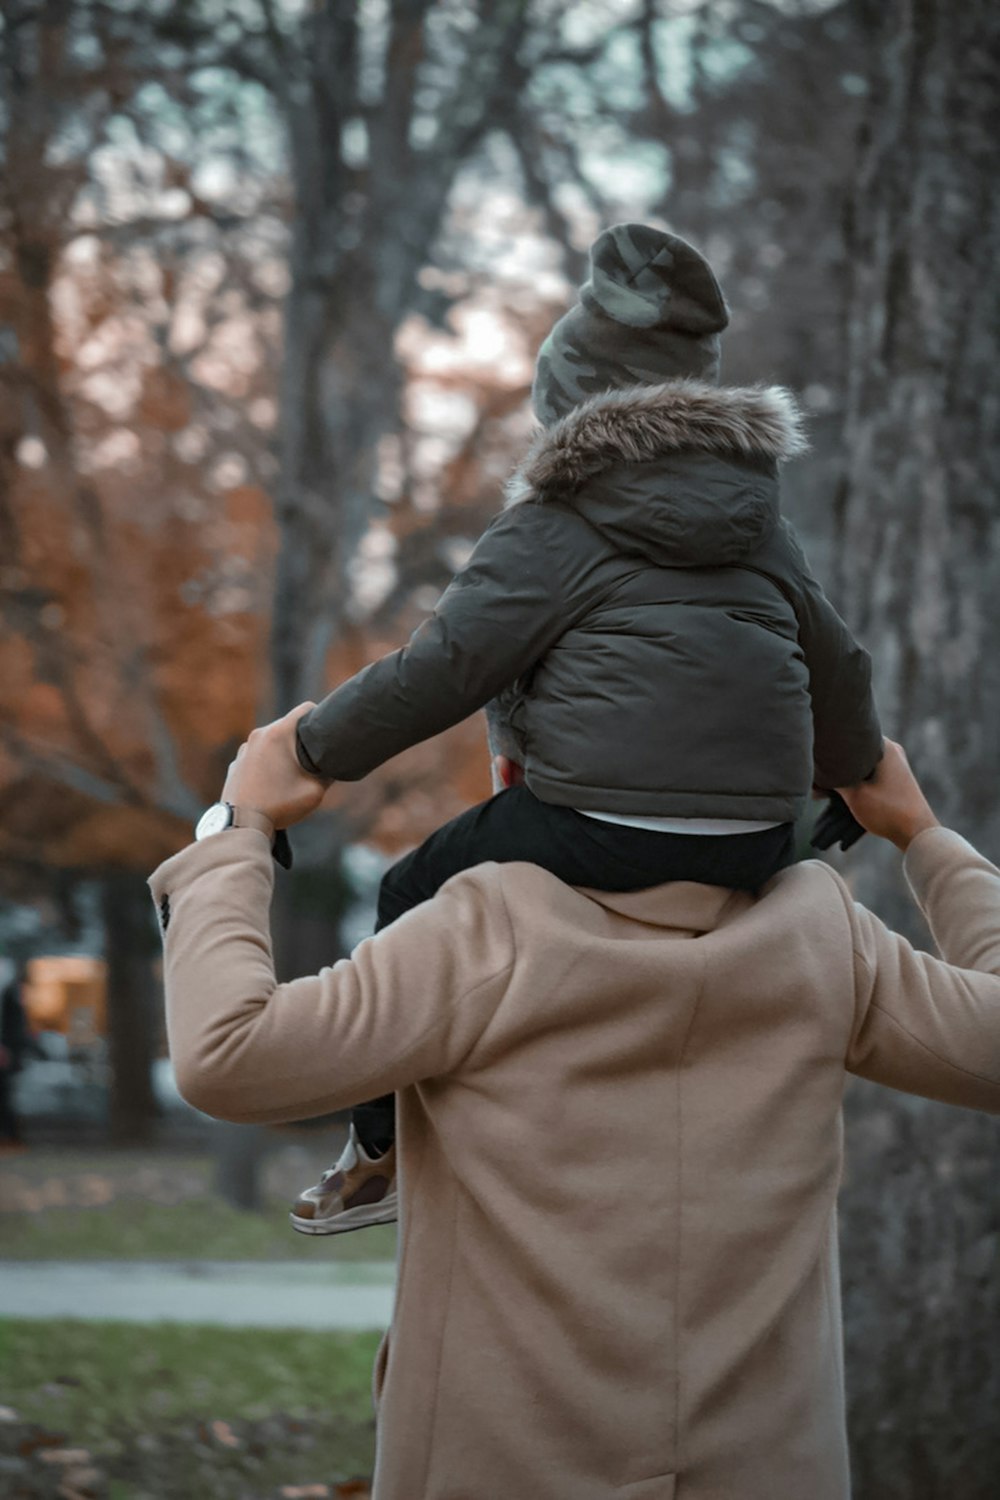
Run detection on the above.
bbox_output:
[194,803,293,869]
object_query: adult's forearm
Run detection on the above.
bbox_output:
[150,830,289,1122]
[904,826,1000,973]
[149,832,514,1125]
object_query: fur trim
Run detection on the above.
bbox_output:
[505,380,809,506]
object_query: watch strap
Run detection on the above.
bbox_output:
[229,805,276,840]
[194,804,293,870]
[228,806,293,869]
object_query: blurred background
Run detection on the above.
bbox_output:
[0,1,997,1496]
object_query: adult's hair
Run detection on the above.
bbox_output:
[483,699,523,763]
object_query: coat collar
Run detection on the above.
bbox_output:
[505,379,808,506]
[578,879,757,934]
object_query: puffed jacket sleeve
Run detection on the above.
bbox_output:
[778,520,884,789]
[295,503,603,782]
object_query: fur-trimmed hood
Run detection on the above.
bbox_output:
[506,380,808,505]
[504,380,809,569]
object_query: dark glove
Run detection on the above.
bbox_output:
[810,791,867,853]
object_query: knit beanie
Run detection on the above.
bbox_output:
[532,223,730,427]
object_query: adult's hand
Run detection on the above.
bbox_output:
[222,703,329,830]
[836,739,940,852]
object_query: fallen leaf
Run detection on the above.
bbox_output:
[78,1172,115,1206]
[210,1419,241,1449]
[335,1483,372,1499]
[57,1466,103,1498]
[19,1431,68,1457]
[38,1448,93,1465]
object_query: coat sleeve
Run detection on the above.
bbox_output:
[296,502,601,782]
[843,827,1000,1112]
[777,520,884,789]
[149,830,516,1125]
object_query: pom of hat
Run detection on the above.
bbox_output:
[582,223,730,336]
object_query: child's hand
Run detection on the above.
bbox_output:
[222,704,329,829]
[810,792,866,853]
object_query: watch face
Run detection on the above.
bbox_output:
[195,803,233,840]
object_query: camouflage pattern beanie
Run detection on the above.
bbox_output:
[532,223,730,427]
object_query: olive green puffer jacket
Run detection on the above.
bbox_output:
[296,380,883,823]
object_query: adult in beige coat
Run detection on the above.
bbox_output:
[151,717,1000,1500]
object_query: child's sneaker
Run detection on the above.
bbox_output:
[289,1126,397,1235]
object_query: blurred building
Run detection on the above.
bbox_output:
[23,956,107,1049]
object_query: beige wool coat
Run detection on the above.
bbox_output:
[151,825,1000,1500]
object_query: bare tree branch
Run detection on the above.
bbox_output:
[0,722,139,809]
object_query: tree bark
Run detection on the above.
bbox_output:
[835,4,1000,1494]
[838,0,1000,864]
[101,869,160,1144]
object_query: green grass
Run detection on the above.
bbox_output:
[0,1319,379,1496]
[0,1319,380,1438]
[0,1147,397,1263]
[0,1193,397,1264]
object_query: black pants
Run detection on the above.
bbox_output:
[351,788,796,1153]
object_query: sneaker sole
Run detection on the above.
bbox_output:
[289,1200,399,1236]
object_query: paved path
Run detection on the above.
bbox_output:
[0,1260,396,1330]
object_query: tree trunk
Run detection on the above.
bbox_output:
[835,4,1000,1494]
[212,1121,267,1213]
[265,2,533,716]
[271,247,402,713]
[101,869,160,1144]
[270,827,353,985]
[838,0,1000,868]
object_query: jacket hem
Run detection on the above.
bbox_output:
[523,771,805,825]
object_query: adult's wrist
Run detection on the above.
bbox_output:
[892,812,941,853]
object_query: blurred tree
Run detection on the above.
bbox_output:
[1,0,875,864]
[838,0,1000,863]
[211,0,561,712]
[0,1,283,839]
[833,1,1000,1494]
[0,0,282,1136]
[101,867,159,1142]
[189,0,862,710]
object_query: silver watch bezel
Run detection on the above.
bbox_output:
[195,802,235,841]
